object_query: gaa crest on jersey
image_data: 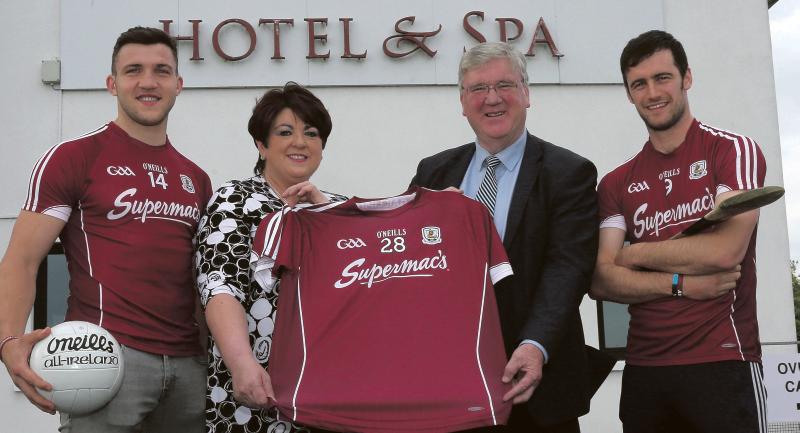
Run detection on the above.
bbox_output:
[337,238,367,249]
[180,174,195,193]
[421,226,442,245]
[627,181,650,194]
[106,166,135,176]
[689,160,707,180]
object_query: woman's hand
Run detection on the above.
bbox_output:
[283,181,329,206]
[229,356,275,409]
[205,295,275,409]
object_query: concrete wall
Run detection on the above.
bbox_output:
[0,0,793,431]
[0,0,63,430]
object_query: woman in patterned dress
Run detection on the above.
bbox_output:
[194,83,345,433]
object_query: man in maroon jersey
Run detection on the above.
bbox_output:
[0,27,211,432]
[590,30,767,433]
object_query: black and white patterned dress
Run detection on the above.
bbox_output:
[194,175,345,433]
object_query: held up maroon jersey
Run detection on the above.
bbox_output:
[24,122,212,356]
[597,119,766,366]
[252,187,513,432]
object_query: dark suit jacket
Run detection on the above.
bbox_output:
[411,133,601,426]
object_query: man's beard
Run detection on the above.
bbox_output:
[641,101,686,132]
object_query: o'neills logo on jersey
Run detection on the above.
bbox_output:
[107,188,201,225]
[376,228,406,238]
[335,250,448,289]
[632,188,714,238]
[658,168,680,180]
[143,162,168,174]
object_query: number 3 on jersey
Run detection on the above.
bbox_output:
[380,237,406,253]
[148,172,168,190]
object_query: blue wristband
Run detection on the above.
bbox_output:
[671,273,683,297]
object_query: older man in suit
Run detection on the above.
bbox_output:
[411,42,602,433]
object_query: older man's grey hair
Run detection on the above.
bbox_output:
[458,42,529,89]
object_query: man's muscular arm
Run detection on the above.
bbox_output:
[590,227,740,304]
[0,210,65,413]
[615,190,758,275]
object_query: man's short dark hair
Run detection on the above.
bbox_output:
[620,30,688,89]
[248,82,332,175]
[111,26,178,74]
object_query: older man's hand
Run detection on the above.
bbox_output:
[502,343,544,404]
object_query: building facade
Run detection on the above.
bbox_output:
[0,0,793,431]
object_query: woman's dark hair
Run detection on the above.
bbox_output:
[248,82,332,175]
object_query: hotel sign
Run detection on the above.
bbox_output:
[60,0,663,89]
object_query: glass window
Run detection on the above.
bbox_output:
[597,300,630,359]
[34,243,68,328]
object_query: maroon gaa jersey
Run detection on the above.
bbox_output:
[24,122,212,356]
[252,187,512,432]
[597,119,766,366]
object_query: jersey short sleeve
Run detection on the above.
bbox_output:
[597,169,627,232]
[251,207,295,291]
[481,203,513,284]
[699,124,767,195]
[24,137,94,221]
[250,195,349,292]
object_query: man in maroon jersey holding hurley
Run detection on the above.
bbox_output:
[590,30,767,433]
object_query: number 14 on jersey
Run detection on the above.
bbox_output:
[147,172,168,190]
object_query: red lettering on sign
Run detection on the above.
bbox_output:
[212,19,257,61]
[258,19,294,60]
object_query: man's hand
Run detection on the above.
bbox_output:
[682,266,741,300]
[2,328,55,414]
[502,343,544,404]
[282,181,328,207]
[229,357,275,409]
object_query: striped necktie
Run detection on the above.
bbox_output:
[475,155,501,215]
